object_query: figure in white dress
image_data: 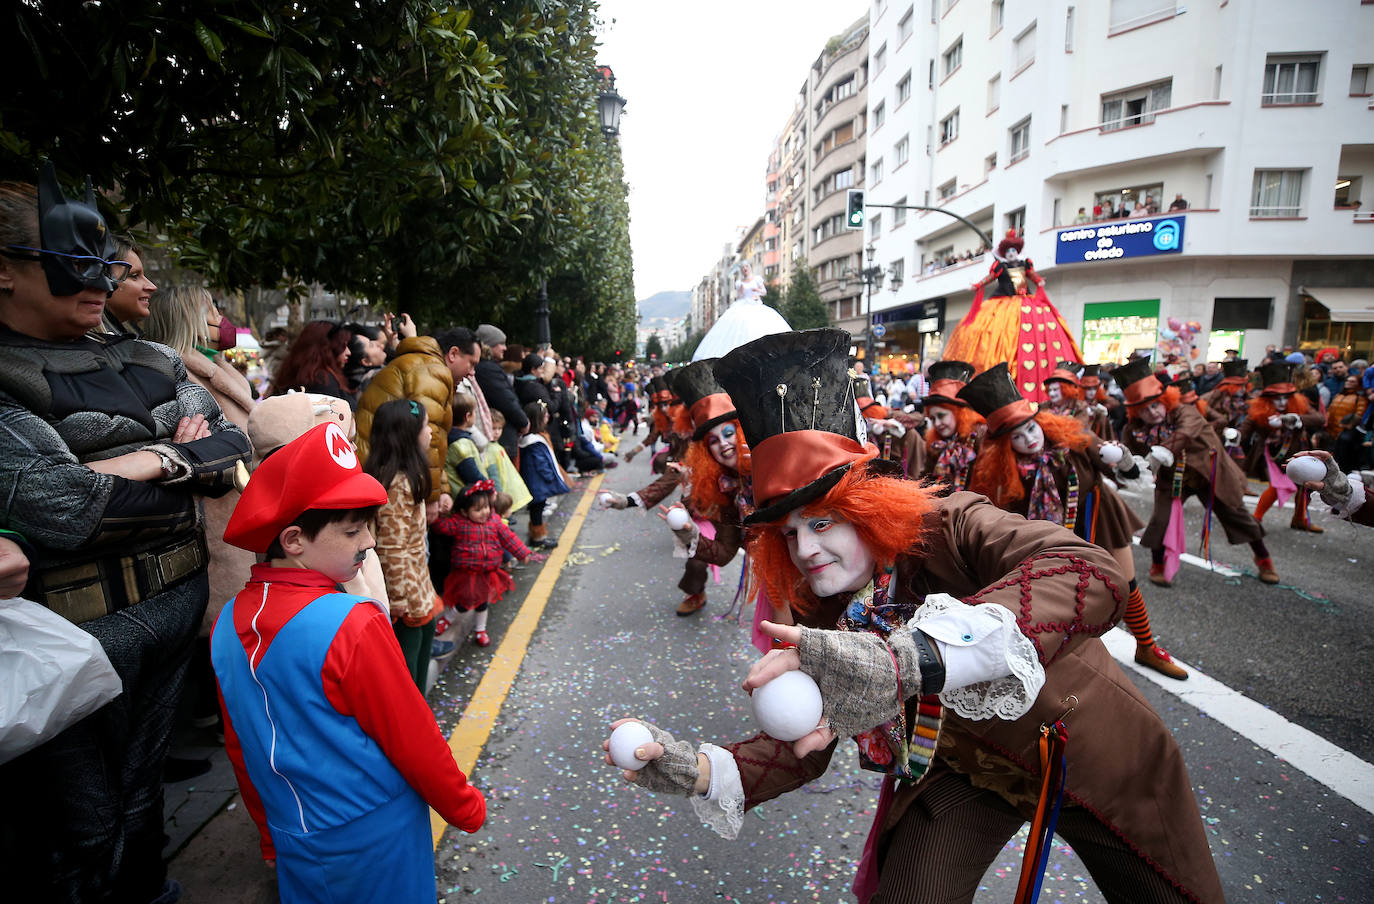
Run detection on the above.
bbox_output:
[693,262,791,361]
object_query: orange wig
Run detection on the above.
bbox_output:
[746,458,937,620]
[1125,385,1181,423]
[682,421,751,520]
[672,402,693,436]
[652,406,671,437]
[1050,383,1083,402]
[1248,392,1310,423]
[967,412,1092,506]
[923,404,986,446]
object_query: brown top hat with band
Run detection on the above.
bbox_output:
[1078,363,1103,389]
[1257,361,1297,396]
[714,328,871,525]
[956,363,1037,437]
[925,360,975,408]
[648,375,675,404]
[1111,356,1166,405]
[1043,360,1083,387]
[667,359,737,440]
[1171,376,1199,404]
[852,374,889,420]
[1219,359,1249,385]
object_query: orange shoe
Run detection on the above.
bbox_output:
[1290,515,1324,533]
[1135,644,1188,680]
[675,593,706,616]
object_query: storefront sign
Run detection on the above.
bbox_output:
[1055,215,1185,265]
[874,299,945,333]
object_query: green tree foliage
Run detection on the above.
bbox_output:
[644,333,664,360]
[1,0,636,354]
[761,279,783,311]
[782,270,830,330]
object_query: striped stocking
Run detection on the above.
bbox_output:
[1123,580,1155,648]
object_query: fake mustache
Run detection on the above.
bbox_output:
[353,551,368,565]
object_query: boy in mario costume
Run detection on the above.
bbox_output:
[213,421,486,902]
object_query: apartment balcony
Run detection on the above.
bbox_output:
[901,254,989,304]
[910,178,996,244]
[1042,102,1232,181]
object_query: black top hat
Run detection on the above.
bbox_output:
[1257,361,1297,395]
[714,328,870,524]
[1171,376,1196,396]
[1079,363,1101,383]
[1111,356,1165,405]
[922,360,972,408]
[1044,360,1084,385]
[668,359,737,439]
[1220,359,1249,380]
[647,375,674,401]
[956,363,1035,436]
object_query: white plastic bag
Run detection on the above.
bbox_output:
[0,598,123,765]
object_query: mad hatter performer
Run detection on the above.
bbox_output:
[917,360,985,491]
[1114,357,1279,586]
[1076,365,1117,440]
[942,230,1083,403]
[1242,361,1326,533]
[962,364,1183,679]
[1199,359,1252,457]
[621,375,685,469]
[601,329,1222,903]
[1043,360,1112,440]
[692,261,791,362]
[855,375,926,477]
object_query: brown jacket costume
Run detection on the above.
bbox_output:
[720,493,1223,902]
[1125,403,1259,546]
[996,441,1145,550]
[354,336,454,501]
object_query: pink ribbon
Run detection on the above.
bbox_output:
[1265,447,1298,508]
[692,516,721,584]
[750,586,774,654]
[1163,496,1186,581]
[851,776,896,902]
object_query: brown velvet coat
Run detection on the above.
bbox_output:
[722,493,1223,903]
[996,441,1145,550]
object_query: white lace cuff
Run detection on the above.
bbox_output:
[1328,474,1367,520]
[627,492,644,510]
[690,743,744,839]
[911,593,1045,722]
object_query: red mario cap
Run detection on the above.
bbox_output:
[224,421,388,553]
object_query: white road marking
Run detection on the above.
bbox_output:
[1129,536,1242,577]
[1102,627,1374,816]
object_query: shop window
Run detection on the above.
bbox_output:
[1081,299,1160,364]
[1213,297,1273,330]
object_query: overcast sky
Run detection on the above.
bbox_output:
[595,0,867,302]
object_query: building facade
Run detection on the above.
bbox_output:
[866,0,1374,376]
[808,16,871,341]
[771,92,811,292]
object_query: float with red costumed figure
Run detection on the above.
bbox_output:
[943,230,1083,404]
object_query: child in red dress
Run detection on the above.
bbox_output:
[433,480,534,647]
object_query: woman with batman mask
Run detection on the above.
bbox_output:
[0,165,251,904]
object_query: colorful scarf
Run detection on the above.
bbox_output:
[1129,420,1174,449]
[1020,450,1067,524]
[928,434,978,490]
[835,571,939,780]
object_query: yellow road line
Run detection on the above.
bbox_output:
[431,475,604,847]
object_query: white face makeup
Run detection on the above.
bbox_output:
[1140,400,1168,424]
[783,510,876,598]
[706,422,738,469]
[1009,419,1045,456]
[1273,395,1289,412]
[927,405,957,439]
[1046,383,1064,404]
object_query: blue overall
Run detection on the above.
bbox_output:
[211,592,435,903]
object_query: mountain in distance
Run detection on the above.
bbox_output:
[637,290,691,324]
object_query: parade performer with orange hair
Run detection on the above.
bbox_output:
[916,360,985,490]
[1114,357,1278,586]
[599,329,1221,903]
[942,230,1082,403]
[1241,361,1326,533]
[854,376,926,476]
[1199,359,1252,455]
[962,364,1183,678]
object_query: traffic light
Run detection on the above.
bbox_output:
[845,190,865,230]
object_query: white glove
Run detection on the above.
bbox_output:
[1098,442,1124,466]
[1282,413,1302,429]
[1268,415,1283,429]
[1149,445,1174,469]
[885,420,907,438]
[1093,403,1109,417]
[599,491,630,510]
[1223,427,1240,446]
[870,421,885,435]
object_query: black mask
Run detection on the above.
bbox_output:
[36,162,118,296]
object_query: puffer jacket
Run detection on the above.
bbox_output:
[355,336,453,501]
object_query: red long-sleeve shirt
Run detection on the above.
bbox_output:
[217,564,485,859]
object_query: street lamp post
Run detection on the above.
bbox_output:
[840,244,885,368]
[596,66,627,137]
[534,279,551,350]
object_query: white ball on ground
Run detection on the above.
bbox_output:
[608,721,655,771]
[751,671,824,742]
[665,507,690,530]
[1100,443,1124,465]
[1286,455,1326,484]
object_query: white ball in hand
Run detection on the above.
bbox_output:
[1099,443,1123,465]
[751,671,824,742]
[665,507,690,530]
[608,721,655,771]
[599,492,614,507]
[1285,456,1326,484]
